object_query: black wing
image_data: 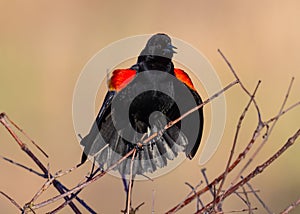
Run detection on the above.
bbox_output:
[185,89,204,159]
[80,91,115,164]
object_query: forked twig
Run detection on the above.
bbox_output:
[0,113,81,213]
[216,80,261,198]
[229,77,298,187]
[217,49,262,122]
[29,164,80,205]
[5,114,49,158]
[185,182,204,211]
[195,129,300,213]
[166,51,299,214]
[29,148,136,210]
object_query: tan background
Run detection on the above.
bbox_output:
[1,1,300,213]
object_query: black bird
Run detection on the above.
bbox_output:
[80,33,204,176]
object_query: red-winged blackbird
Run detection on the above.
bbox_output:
[80,33,204,176]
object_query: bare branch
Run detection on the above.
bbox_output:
[280,197,300,214]
[30,148,136,210]
[126,149,137,214]
[230,78,298,186]
[217,49,262,123]
[195,129,300,213]
[0,191,23,212]
[244,181,272,214]
[185,182,204,211]
[5,114,48,158]
[0,113,81,213]
[140,79,238,146]
[164,80,238,135]
[0,155,45,178]
[29,164,79,205]
[217,80,261,198]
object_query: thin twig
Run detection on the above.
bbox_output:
[185,182,204,211]
[217,49,262,122]
[5,114,49,158]
[0,113,81,213]
[0,191,23,212]
[47,184,97,214]
[163,80,238,135]
[141,80,238,146]
[30,148,135,210]
[266,100,300,125]
[171,181,203,213]
[195,129,300,213]
[230,78,298,186]
[244,181,272,214]
[152,190,155,214]
[223,207,258,213]
[240,185,252,214]
[280,197,300,214]
[216,81,261,199]
[232,191,250,209]
[165,114,264,213]
[0,155,45,178]
[29,164,79,205]
[127,148,137,214]
[166,128,300,213]
[200,168,214,197]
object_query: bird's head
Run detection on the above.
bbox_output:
[139,33,177,60]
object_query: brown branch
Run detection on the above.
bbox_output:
[165,107,299,214]
[244,181,272,214]
[229,78,298,187]
[0,191,23,212]
[29,148,136,210]
[164,80,238,134]
[216,80,261,198]
[222,207,258,213]
[184,182,204,211]
[126,149,137,214]
[29,164,80,205]
[280,197,300,214]
[165,52,300,214]
[5,114,48,158]
[195,128,300,213]
[217,49,262,122]
[165,86,264,214]
[0,113,81,214]
[240,185,252,214]
[0,155,45,177]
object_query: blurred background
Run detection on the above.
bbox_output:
[1,1,300,213]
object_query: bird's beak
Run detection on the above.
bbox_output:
[169,44,177,53]
[164,44,177,55]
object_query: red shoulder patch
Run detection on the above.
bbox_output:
[109,69,136,91]
[174,68,196,91]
